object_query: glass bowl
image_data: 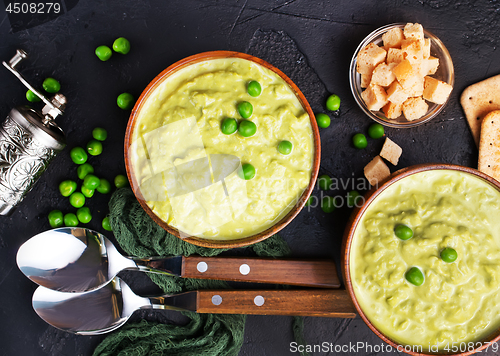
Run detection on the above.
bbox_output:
[349,23,454,128]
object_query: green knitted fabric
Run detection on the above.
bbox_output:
[93,188,307,356]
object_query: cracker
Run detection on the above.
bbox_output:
[478,110,500,181]
[460,74,500,146]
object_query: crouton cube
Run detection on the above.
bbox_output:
[387,48,405,64]
[361,73,372,88]
[401,39,424,64]
[356,43,387,75]
[380,137,403,165]
[386,81,409,105]
[404,23,424,41]
[426,56,439,75]
[382,27,405,50]
[423,76,453,104]
[364,156,391,186]
[371,62,397,87]
[383,101,403,119]
[423,38,431,59]
[392,60,419,89]
[402,96,429,121]
[361,84,388,111]
[405,75,424,97]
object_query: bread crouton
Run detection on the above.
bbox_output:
[361,84,388,111]
[383,101,403,119]
[371,62,397,87]
[404,23,424,41]
[380,137,403,165]
[386,81,409,105]
[382,27,405,50]
[364,156,391,186]
[402,96,429,121]
[423,76,453,104]
[356,43,387,75]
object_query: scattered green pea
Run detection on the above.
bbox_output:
[69,192,86,208]
[76,207,92,224]
[237,101,253,119]
[112,37,131,54]
[64,213,79,227]
[238,120,257,137]
[316,113,330,128]
[92,127,108,141]
[238,163,255,180]
[77,163,94,180]
[59,180,77,197]
[97,178,112,194]
[321,196,336,213]
[318,175,332,191]
[347,190,362,208]
[278,140,293,155]
[70,147,88,165]
[326,94,341,111]
[117,93,135,110]
[26,90,41,102]
[95,45,112,61]
[83,174,101,190]
[114,174,128,188]
[221,118,238,135]
[48,210,64,228]
[102,216,112,231]
[352,133,367,149]
[87,139,103,156]
[394,224,413,240]
[440,248,458,263]
[368,123,385,139]
[42,77,60,93]
[405,267,424,286]
[81,185,95,198]
[247,81,262,97]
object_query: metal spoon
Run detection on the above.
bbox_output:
[32,277,356,335]
[17,227,340,292]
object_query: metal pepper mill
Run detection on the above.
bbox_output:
[0,49,66,215]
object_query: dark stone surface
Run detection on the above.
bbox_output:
[0,0,499,355]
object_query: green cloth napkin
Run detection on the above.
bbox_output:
[93,188,308,356]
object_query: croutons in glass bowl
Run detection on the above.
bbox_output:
[350,23,454,128]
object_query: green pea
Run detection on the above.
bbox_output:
[347,190,362,208]
[238,163,255,180]
[26,90,41,102]
[70,147,88,165]
[42,77,60,93]
[318,175,332,190]
[81,186,95,198]
[238,120,257,137]
[64,213,79,227]
[69,192,85,208]
[92,127,108,141]
[95,45,112,61]
[278,140,293,155]
[117,93,135,110]
[352,133,367,149]
[83,174,101,190]
[321,196,336,213]
[87,139,103,156]
[77,163,94,180]
[221,118,238,135]
[394,224,413,240]
[102,216,112,231]
[112,37,131,54]
[305,196,314,207]
[326,94,341,111]
[114,174,128,188]
[368,123,385,139]
[405,267,424,286]
[97,178,112,194]
[316,113,330,128]
[440,248,458,263]
[237,101,253,119]
[247,81,262,97]
[59,180,77,197]
[76,207,92,224]
[48,210,64,228]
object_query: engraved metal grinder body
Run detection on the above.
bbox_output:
[0,49,66,215]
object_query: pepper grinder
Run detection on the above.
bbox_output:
[0,49,66,215]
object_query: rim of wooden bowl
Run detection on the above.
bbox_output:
[341,163,500,356]
[124,51,321,249]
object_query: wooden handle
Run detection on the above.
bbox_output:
[196,289,356,317]
[181,256,340,288]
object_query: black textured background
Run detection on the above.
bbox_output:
[0,0,499,355]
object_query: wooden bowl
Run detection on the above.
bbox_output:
[124,51,320,249]
[342,164,500,356]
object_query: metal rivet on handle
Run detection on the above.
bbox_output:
[212,294,223,306]
[239,263,250,275]
[197,262,208,273]
[254,295,265,307]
